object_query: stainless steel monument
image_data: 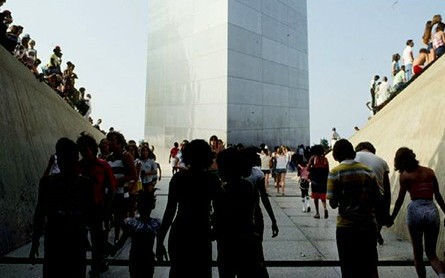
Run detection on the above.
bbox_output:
[145,0,309,159]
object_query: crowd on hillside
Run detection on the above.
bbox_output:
[369,14,444,115]
[0,2,101,125]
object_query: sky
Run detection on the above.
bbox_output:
[3,0,443,145]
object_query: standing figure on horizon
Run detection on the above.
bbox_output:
[389,147,445,278]
[402,39,414,81]
[391,53,401,79]
[375,76,390,109]
[30,138,93,278]
[156,139,221,277]
[331,127,340,148]
[369,75,380,114]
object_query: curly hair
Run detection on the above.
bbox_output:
[394,147,419,172]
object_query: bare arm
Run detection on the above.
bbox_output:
[257,178,278,237]
[432,175,445,214]
[123,152,138,183]
[390,175,407,223]
[156,179,178,261]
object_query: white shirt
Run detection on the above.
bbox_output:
[375,81,390,106]
[355,151,389,194]
[402,45,413,65]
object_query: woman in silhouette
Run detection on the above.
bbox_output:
[156,139,221,277]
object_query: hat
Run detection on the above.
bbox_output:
[53,46,62,54]
[22,33,30,39]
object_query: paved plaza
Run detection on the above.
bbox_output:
[0,167,438,277]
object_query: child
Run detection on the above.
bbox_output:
[112,190,160,278]
[298,163,311,213]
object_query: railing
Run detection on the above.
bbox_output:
[0,257,430,267]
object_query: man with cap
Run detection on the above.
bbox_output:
[47,46,62,75]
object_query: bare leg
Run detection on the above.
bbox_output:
[281,173,286,195]
[408,224,426,278]
[424,222,445,275]
[276,174,281,194]
[322,200,328,218]
[314,198,320,218]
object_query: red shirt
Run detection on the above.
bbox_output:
[79,158,117,206]
[170,147,179,158]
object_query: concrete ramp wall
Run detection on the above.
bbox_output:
[328,56,445,255]
[0,46,105,256]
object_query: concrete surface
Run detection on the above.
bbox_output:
[0,171,438,277]
[327,55,445,255]
[0,46,105,256]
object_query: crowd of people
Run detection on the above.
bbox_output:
[369,14,444,115]
[28,130,339,278]
[28,132,445,277]
[0,2,99,124]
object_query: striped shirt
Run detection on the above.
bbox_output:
[327,160,378,231]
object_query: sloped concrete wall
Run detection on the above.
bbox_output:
[327,56,445,256]
[0,46,105,256]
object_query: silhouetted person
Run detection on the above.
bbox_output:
[241,147,279,277]
[327,139,379,278]
[215,147,267,278]
[112,191,161,278]
[77,133,116,277]
[30,138,93,278]
[156,139,221,277]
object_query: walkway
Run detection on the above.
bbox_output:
[0,168,437,277]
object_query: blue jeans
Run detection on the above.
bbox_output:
[405,63,412,81]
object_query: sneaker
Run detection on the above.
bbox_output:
[314,214,320,219]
